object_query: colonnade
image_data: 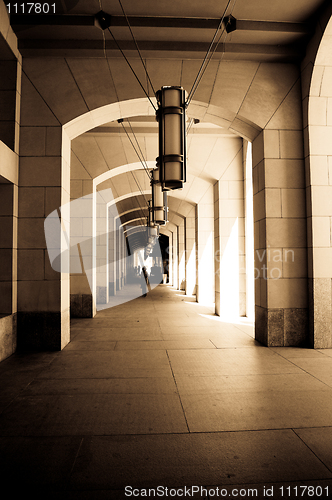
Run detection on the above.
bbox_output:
[2,0,332,363]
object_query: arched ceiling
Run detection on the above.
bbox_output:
[71,116,242,235]
[9,0,326,61]
[10,0,328,246]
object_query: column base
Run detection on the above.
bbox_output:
[255,306,308,347]
[70,294,94,318]
[0,313,17,362]
[309,278,332,348]
[17,310,69,351]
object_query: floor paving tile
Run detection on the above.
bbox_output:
[114,339,216,350]
[37,350,173,379]
[209,334,261,348]
[66,430,332,490]
[167,348,303,376]
[283,357,332,387]
[270,347,328,359]
[63,341,117,351]
[175,373,331,395]
[73,327,163,341]
[0,436,81,490]
[0,393,188,436]
[318,349,332,358]
[22,377,178,396]
[180,390,332,432]
[1,284,332,493]
[294,427,332,471]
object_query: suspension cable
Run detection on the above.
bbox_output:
[126,119,152,180]
[186,0,235,107]
[117,120,151,222]
[117,0,157,97]
[106,27,157,111]
[118,119,152,181]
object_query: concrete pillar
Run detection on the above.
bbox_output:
[116,218,121,291]
[243,141,255,321]
[0,182,18,361]
[122,229,126,287]
[172,228,178,288]
[108,214,116,297]
[0,59,20,152]
[69,179,95,318]
[17,69,70,349]
[178,221,185,290]
[168,233,173,285]
[185,208,196,296]
[302,19,332,347]
[95,194,109,305]
[253,129,307,346]
[0,7,20,360]
[196,187,215,304]
[214,149,245,318]
[122,230,127,285]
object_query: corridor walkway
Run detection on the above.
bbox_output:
[1,285,332,497]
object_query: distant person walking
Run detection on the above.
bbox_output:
[140,266,150,297]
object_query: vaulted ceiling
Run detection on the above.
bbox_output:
[7,0,329,248]
[9,0,326,61]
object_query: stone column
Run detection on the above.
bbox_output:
[172,227,178,288]
[0,57,20,360]
[177,221,185,290]
[17,70,70,350]
[0,181,18,361]
[196,187,215,304]
[95,193,109,306]
[253,129,307,346]
[214,151,245,318]
[185,208,196,296]
[302,25,332,348]
[116,218,121,291]
[69,179,95,318]
[243,141,255,321]
[108,213,116,297]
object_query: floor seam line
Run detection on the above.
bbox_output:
[291,428,332,475]
[166,349,190,433]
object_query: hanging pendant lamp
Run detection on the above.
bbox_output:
[156,86,186,191]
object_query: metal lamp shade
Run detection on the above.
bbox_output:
[156,86,186,191]
[151,168,167,225]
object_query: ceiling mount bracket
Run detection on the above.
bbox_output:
[223,15,237,33]
[95,10,112,30]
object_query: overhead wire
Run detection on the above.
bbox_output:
[117,0,157,97]
[118,119,152,181]
[105,0,157,111]
[106,27,157,111]
[118,120,150,222]
[126,119,152,180]
[186,0,236,107]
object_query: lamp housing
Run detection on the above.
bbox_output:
[151,168,168,225]
[156,86,186,191]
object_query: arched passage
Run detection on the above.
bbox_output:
[17,53,308,349]
[303,6,332,348]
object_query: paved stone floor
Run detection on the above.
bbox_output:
[1,285,332,498]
